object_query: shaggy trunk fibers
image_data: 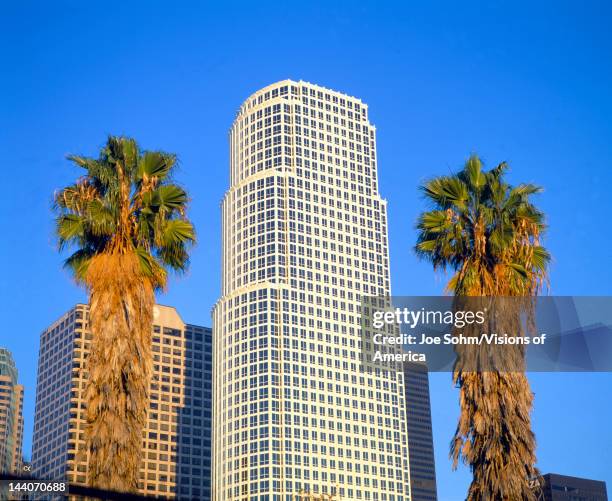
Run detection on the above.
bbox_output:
[83,252,154,492]
[453,371,538,500]
[452,297,540,501]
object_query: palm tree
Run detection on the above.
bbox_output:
[415,155,549,500]
[54,136,195,492]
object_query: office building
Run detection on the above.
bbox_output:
[31,304,212,499]
[0,347,24,474]
[213,80,411,500]
[403,363,436,501]
[540,473,608,501]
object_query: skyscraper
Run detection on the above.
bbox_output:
[540,473,608,501]
[32,304,212,499]
[403,363,437,501]
[0,347,24,474]
[213,80,410,500]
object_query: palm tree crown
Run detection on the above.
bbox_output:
[416,154,549,296]
[55,135,195,287]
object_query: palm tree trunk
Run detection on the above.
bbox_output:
[453,371,539,500]
[451,298,540,500]
[83,252,154,492]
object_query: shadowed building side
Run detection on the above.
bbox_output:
[403,362,437,501]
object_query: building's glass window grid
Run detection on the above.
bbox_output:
[404,363,437,501]
[0,348,24,474]
[31,305,212,500]
[214,80,410,501]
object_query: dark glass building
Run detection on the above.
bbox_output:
[540,473,608,501]
[403,362,437,501]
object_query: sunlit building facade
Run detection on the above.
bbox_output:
[0,348,24,474]
[213,80,411,500]
[31,304,212,499]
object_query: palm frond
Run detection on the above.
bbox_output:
[532,245,551,272]
[135,246,168,287]
[137,151,176,181]
[460,154,486,191]
[158,242,190,271]
[159,219,195,246]
[150,185,188,211]
[56,214,86,249]
[63,248,95,282]
[86,200,116,237]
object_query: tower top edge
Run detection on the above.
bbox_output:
[233,79,369,122]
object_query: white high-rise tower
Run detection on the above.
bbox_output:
[213,80,410,501]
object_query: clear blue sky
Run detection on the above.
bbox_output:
[1,1,611,498]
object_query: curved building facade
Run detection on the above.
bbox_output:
[213,80,410,501]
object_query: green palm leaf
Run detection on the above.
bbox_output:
[160,219,195,245]
[150,185,188,211]
[137,151,176,181]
